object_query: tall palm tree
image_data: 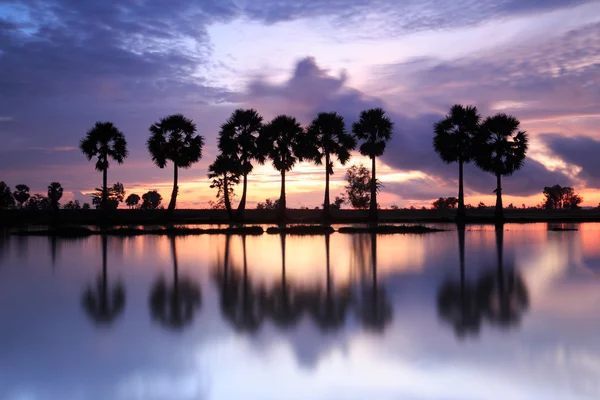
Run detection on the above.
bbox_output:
[82,235,126,326]
[80,122,128,210]
[433,105,481,222]
[208,154,241,220]
[147,114,204,213]
[258,115,305,220]
[218,109,263,220]
[149,236,201,330]
[474,114,528,222]
[47,182,63,212]
[352,108,394,221]
[306,112,356,221]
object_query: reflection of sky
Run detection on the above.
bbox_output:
[1,223,600,399]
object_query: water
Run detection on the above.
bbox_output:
[0,223,599,400]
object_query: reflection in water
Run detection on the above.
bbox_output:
[49,236,58,268]
[437,225,529,338]
[81,235,126,326]
[149,236,202,330]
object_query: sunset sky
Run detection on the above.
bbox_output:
[0,0,599,208]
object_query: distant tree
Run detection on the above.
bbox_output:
[63,200,81,210]
[82,202,91,210]
[26,194,51,210]
[257,115,305,220]
[432,197,459,210]
[353,108,394,221]
[542,185,583,209]
[256,198,279,210]
[147,114,204,213]
[433,105,481,222]
[330,196,345,210]
[208,154,240,218]
[0,182,15,209]
[474,114,528,222]
[477,202,487,209]
[47,182,63,211]
[80,122,128,210]
[125,194,140,209]
[305,112,356,220]
[344,164,374,209]
[390,204,400,210]
[91,182,125,210]
[13,184,30,208]
[141,190,162,210]
[218,109,263,219]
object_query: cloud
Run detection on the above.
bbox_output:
[543,134,600,188]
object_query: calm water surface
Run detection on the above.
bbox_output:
[0,223,599,400]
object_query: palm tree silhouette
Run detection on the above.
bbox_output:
[357,233,392,331]
[433,105,481,222]
[437,229,482,338]
[353,108,393,221]
[147,114,204,213]
[307,234,351,332]
[258,115,305,221]
[79,122,128,211]
[266,234,306,328]
[218,109,263,220]
[306,112,356,221]
[477,226,529,328]
[82,235,126,326]
[474,114,528,222]
[149,236,202,330]
[13,184,30,208]
[208,155,241,220]
[47,182,63,212]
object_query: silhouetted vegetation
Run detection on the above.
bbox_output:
[47,182,63,212]
[256,198,279,210]
[13,184,30,208]
[0,181,15,209]
[79,122,128,211]
[208,155,239,217]
[147,114,204,213]
[125,193,140,209]
[344,164,373,209]
[432,197,458,210]
[542,185,583,209]
[141,190,162,210]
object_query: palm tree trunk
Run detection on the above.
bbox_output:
[370,156,378,221]
[171,236,178,289]
[278,170,286,221]
[456,160,466,222]
[237,173,249,220]
[323,153,331,221]
[495,225,505,297]
[102,168,108,211]
[223,174,233,220]
[495,173,503,222]
[168,164,178,213]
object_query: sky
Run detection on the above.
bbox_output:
[0,0,599,208]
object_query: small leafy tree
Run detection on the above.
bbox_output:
[141,191,162,210]
[64,200,81,210]
[26,194,51,210]
[344,164,374,209]
[330,196,345,210]
[256,198,280,210]
[432,197,459,210]
[13,184,30,208]
[0,182,15,209]
[542,185,583,209]
[208,174,238,210]
[92,182,125,210]
[82,203,91,210]
[125,194,140,209]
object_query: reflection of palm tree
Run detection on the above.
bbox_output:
[149,236,201,330]
[266,234,306,328]
[307,234,351,331]
[477,226,529,327]
[437,229,482,338]
[82,235,126,326]
[357,233,392,331]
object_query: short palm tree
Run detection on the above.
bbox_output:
[13,184,30,208]
[218,109,263,220]
[208,154,241,220]
[433,105,481,222]
[258,115,304,220]
[147,114,204,213]
[80,122,128,210]
[306,112,356,220]
[352,108,393,221]
[47,182,63,212]
[474,114,528,222]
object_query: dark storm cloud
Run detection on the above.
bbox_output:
[543,134,600,188]
[246,57,573,198]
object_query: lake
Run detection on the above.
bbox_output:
[0,223,599,400]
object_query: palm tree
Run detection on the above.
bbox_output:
[82,235,126,326]
[474,114,528,222]
[47,182,63,212]
[258,115,305,220]
[79,122,128,210]
[352,108,394,221]
[147,114,204,213]
[433,105,481,222]
[208,154,241,220]
[306,112,356,220]
[149,236,201,330]
[13,184,30,208]
[218,109,263,220]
